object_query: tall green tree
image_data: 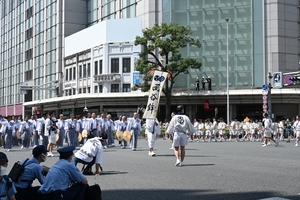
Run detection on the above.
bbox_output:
[134,23,202,120]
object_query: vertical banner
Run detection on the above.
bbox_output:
[143,70,168,119]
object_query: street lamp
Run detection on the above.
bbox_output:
[225,18,230,125]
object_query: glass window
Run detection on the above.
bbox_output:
[122,58,130,73]
[111,58,119,73]
[99,60,102,74]
[69,68,72,80]
[83,64,86,77]
[99,85,103,93]
[123,84,131,92]
[94,61,98,75]
[87,63,90,77]
[79,65,82,78]
[73,67,76,79]
[111,84,119,92]
[94,85,98,93]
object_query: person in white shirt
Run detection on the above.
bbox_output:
[197,119,205,142]
[166,105,195,167]
[204,119,212,142]
[73,133,107,175]
[45,111,57,156]
[278,119,285,141]
[293,115,300,147]
[126,112,142,151]
[217,118,226,142]
[211,118,218,142]
[145,118,159,156]
[262,112,278,147]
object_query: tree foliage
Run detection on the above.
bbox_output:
[134,23,202,120]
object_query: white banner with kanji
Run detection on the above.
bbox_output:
[143,70,168,119]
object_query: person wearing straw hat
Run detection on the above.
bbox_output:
[166,105,196,167]
[0,152,17,200]
[38,146,88,199]
[14,145,48,200]
[115,116,128,149]
[73,133,108,176]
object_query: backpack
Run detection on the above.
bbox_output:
[84,184,102,200]
[8,158,29,182]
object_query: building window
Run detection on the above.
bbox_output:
[94,61,98,75]
[111,84,119,92]
[83,64,86,78]
[65,69,68,81]
[73,88,76,95]
[99,85,103,93]
[73,67,76,79]
[87,63,91,77]
[25,70,33,81]
[79,65,82,78]
[99,60,103,74]
[111,58,119,73]
[25,49,33,60]
[87,87,90,93]
[25,27,33,39]
[94,85,98,93]
[83,88,86,93]
[122,58,131,73]
[26,6,33,19]
[69,68,72,80]
[123,84,131,92]
[79,88,82,94]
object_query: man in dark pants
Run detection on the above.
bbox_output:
[38,146,89,200]
[14,145,48,200]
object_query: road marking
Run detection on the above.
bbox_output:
[259,198,290,200]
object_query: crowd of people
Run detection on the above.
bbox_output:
[182,115,300,147]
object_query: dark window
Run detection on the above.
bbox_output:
[25,70,33,81]
[25,28,33,40]
[99,85,103,93]
[87,63,91,77]
[69,68,72,80]
[111,58,119,73]
[83,88,86,93]
[111,84,119,92]
[99,60,103,74]
[73,67,76,79]
[122,58,131,73]
[123,84,131,92]
[94,85,98,93]
[65,69,68,81]
[73,88,76,95]
[94,61,98,75]
[26,7,33,19]
[79,88,82,94]
[25,49,33,60]
[79,65,82,78]
[87,87,90,93]
[83,64,86,78]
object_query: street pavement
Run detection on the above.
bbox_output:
[3,138,300,200]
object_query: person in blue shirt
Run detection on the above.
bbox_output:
[38,146,88,200]
[14,145,48,200]
[0,152,17,200]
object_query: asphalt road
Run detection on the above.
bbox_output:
[3,138,300,200]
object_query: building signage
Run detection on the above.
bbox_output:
[133,71,140,85]
[273,72,283,88]
[64,81,77,90]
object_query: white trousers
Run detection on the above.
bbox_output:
[146,130,156,148]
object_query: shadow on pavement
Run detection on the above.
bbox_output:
[100,171,128,175]
[102,189,298,200]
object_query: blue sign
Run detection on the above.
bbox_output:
[133,71,140,84]
[262,84,268,91]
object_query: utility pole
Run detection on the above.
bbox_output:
[267,72,273,118]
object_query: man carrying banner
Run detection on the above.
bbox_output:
[166,105,196,167]
[145,118,159,156]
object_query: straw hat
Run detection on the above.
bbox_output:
[82,129,88,138]
[78,133,82,142]
[123,130,131,142]
[115,131,123,141]
[55,133,59,142]
[16,131,21,139]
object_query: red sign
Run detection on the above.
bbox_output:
[204,100,209,110]
[262,104,268,110]
[262,95,268,101]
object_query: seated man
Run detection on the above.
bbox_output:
[0,152,17,200]
[38,146,88,200]
[73,133,107,176]
[14,145,48,200]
